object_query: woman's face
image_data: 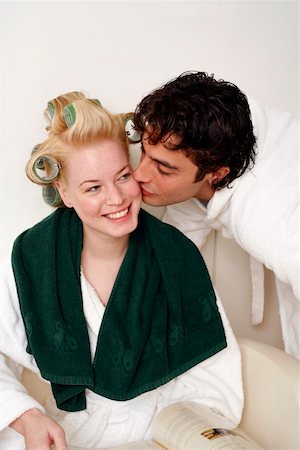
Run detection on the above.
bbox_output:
[56,140,142,240]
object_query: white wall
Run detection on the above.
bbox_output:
[1,1,298,347]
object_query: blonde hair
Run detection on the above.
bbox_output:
[26,92,130,206]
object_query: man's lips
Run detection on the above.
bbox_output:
[140,186,156,197]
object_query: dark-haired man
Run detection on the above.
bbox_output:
[133,71,299,360]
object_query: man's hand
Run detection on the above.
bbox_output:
[10,408,67,450]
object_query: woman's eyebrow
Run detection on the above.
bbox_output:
[79,165,130,186]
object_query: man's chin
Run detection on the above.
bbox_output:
[141,196,168,207]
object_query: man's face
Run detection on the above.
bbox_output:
[133,132,213,206]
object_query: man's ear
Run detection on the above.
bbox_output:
[54,180,72,208]
[209,166,230,186]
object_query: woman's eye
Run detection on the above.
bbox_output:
[118,172,132,182]
[87,185,101,192]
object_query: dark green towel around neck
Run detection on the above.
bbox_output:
[12,208,226,412]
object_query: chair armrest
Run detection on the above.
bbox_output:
[238,337,300,450]
[21,368,51,405]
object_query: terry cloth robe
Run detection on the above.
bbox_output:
[0,215,243,449]
[11,207,227,412]
[163,98,300,360]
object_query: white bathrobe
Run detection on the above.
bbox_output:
[0,257,243,449]
[163,98,300,360]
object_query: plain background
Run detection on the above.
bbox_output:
[0,1,299,347]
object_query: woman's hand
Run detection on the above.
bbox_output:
[10,407,67,450]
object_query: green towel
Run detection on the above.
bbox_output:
[12,208,226,412]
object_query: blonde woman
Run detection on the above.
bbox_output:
[0,92,242,449]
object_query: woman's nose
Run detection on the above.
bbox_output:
[106,185,126,205]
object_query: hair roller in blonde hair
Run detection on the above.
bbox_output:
[42,185,62,207]
[64,98,102,128]
[47,102,55,118]
[32,154,62,183]
[90,98,101,107]
[44,102,56,130]
[64,104,76,128]
[31,144,41,155]
[124,115,141,143]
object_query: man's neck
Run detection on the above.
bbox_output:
[194,183,215,203]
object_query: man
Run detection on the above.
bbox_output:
[132,71,299,360]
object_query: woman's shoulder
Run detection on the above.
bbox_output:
[16,208,71,237]
[12,208,79,254]
[139,208,200,251]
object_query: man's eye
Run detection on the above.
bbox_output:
[157,165,172,176]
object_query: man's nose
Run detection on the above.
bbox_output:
[133,157,151,183]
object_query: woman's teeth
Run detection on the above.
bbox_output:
[106,208,129,219]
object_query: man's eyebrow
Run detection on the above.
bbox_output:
[141,137,179,170]
[151,157,179,171]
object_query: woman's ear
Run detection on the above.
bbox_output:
[54,180,72,208]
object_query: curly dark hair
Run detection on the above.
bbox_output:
[134,71,257,188]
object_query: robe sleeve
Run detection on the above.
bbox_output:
[162,292,243,428]
[0,257,45,431]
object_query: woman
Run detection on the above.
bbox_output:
[0,92,243,449]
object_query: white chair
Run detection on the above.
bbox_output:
[238,337,300,450]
